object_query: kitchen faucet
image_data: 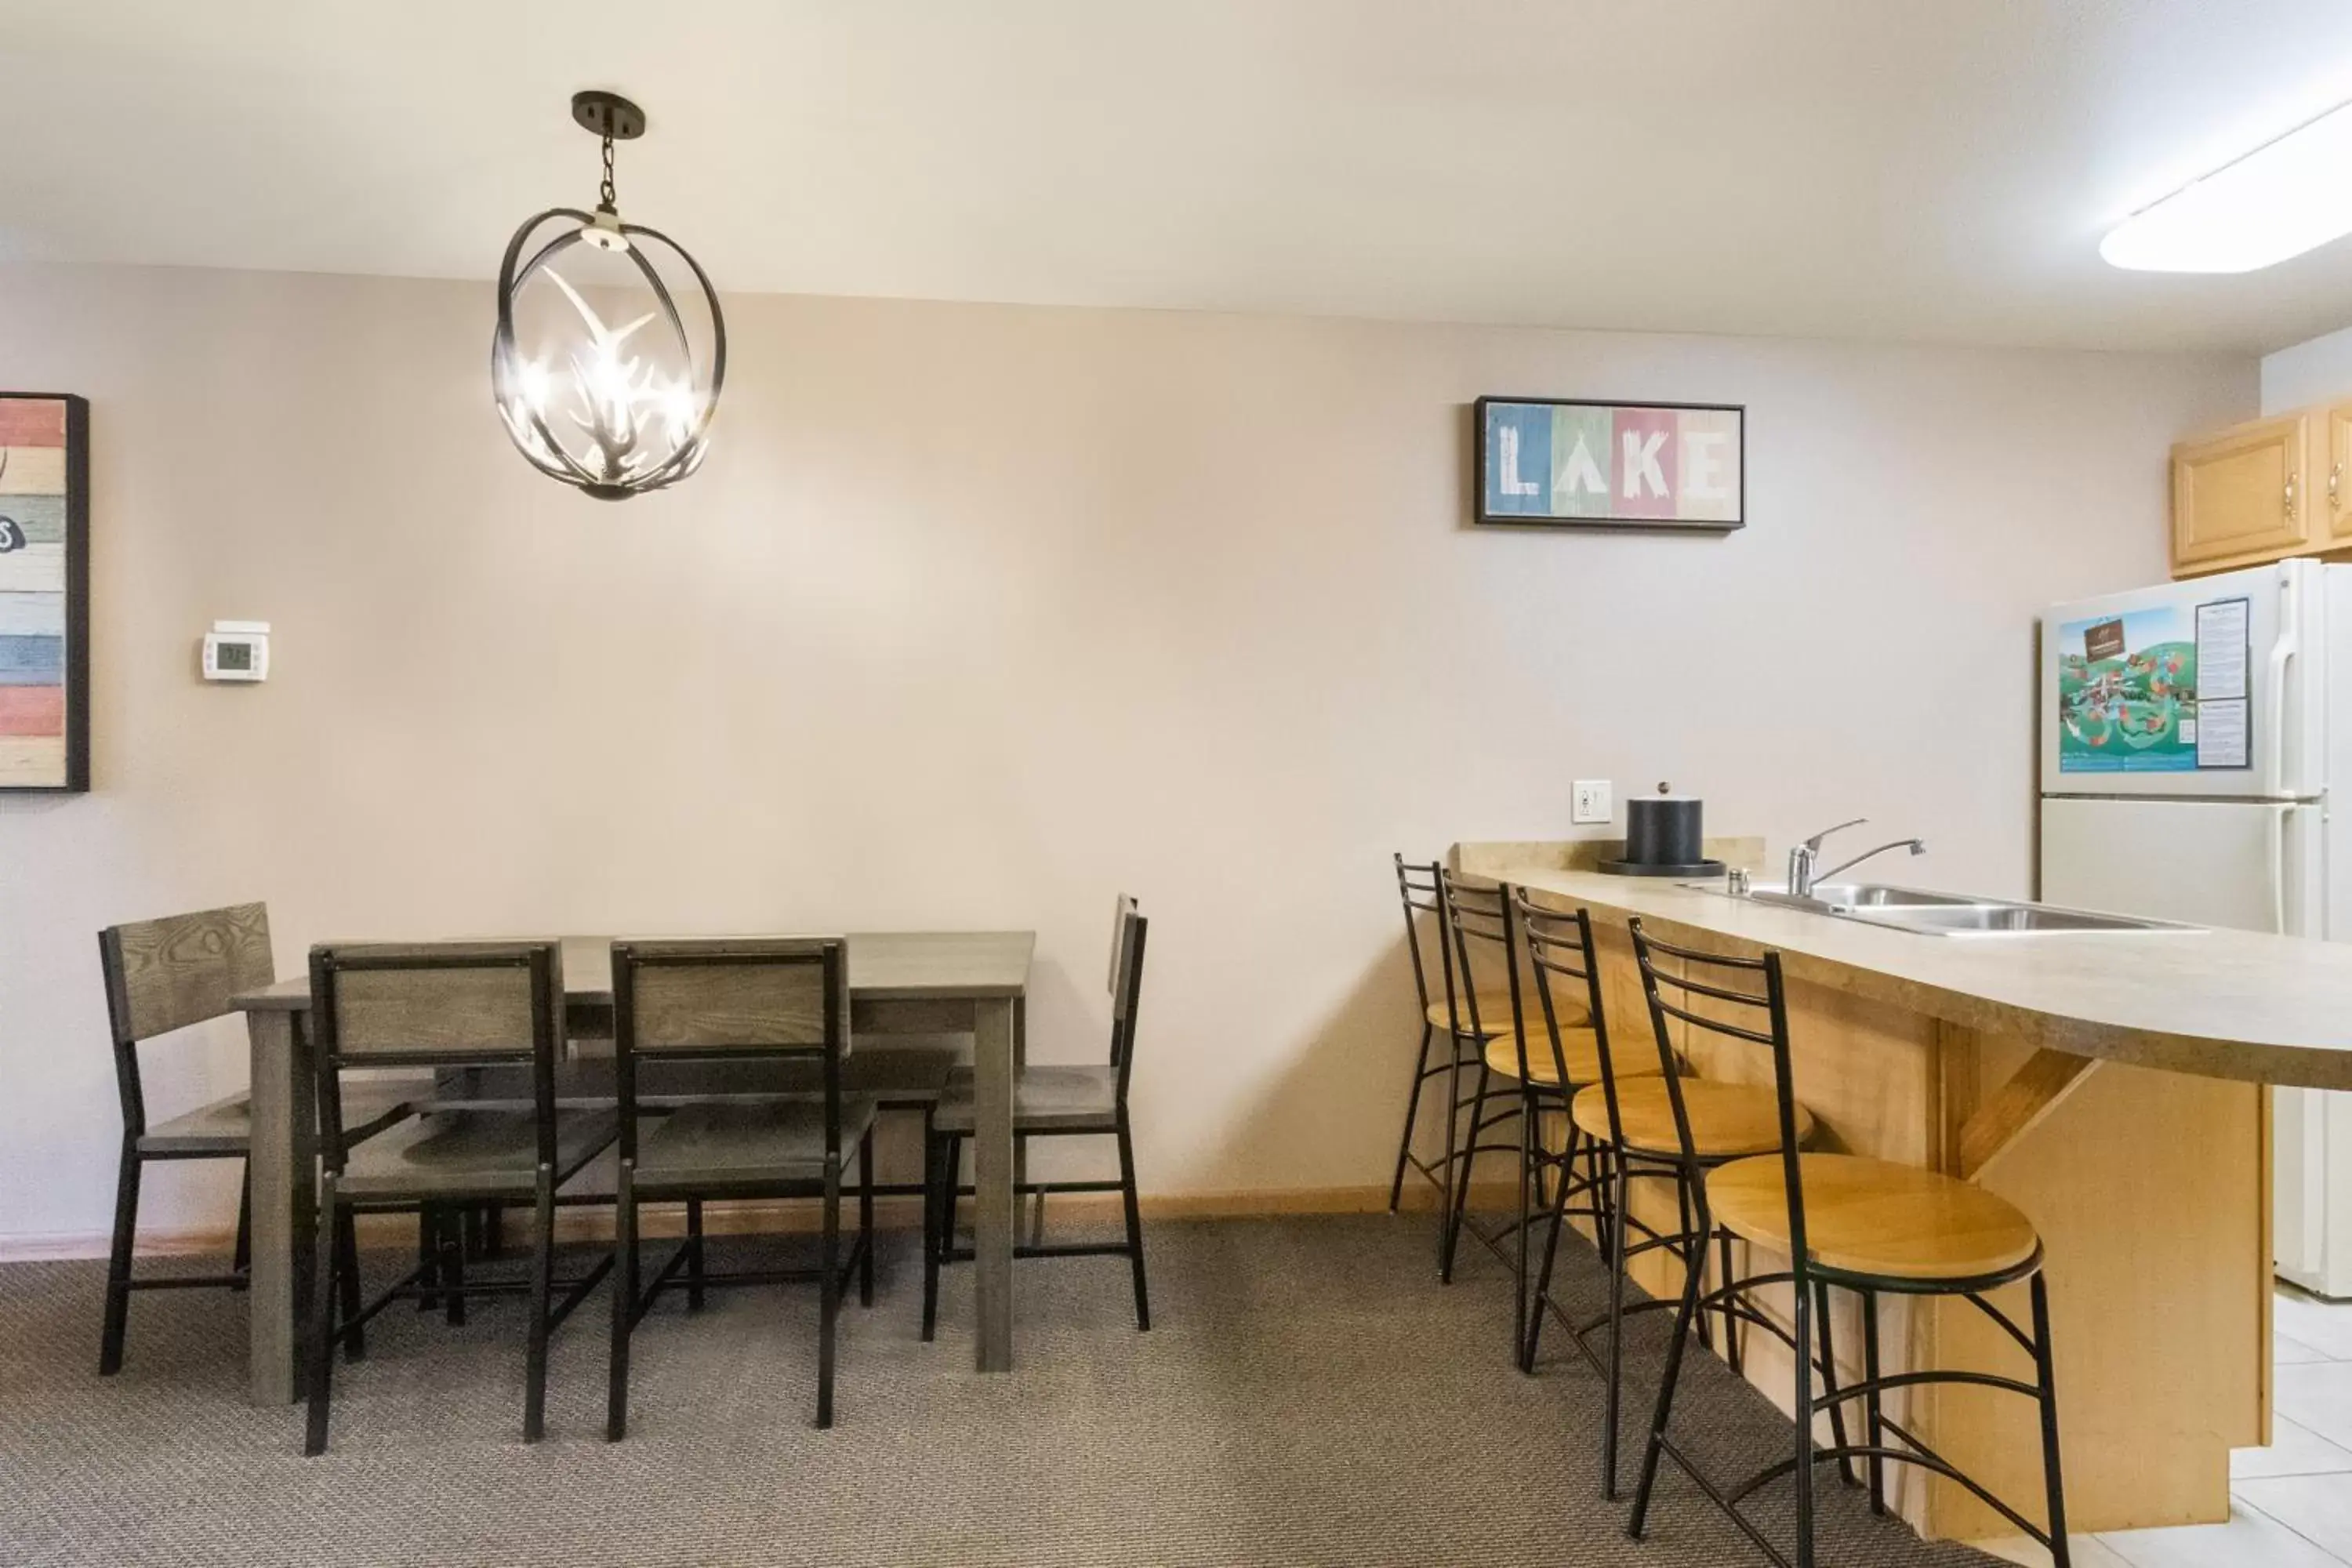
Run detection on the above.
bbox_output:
[1786,818,1927,898]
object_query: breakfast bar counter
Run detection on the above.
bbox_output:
[1455,840,2347,1543]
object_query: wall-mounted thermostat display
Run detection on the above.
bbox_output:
[201,621,270,683]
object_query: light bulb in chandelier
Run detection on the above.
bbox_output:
[491,91,726,500]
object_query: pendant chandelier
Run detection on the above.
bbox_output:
[492,91,726,499]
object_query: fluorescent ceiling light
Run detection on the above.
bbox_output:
[2102,100,2352,273]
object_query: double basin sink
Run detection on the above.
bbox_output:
[1704,882,2203,938]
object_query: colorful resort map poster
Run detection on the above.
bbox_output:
[2056,604,2205,771]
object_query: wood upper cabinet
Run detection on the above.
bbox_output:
[2323,401,2352,546]
[2170,414,2313,575]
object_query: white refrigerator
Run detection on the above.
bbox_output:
[2038,558,2352,1294]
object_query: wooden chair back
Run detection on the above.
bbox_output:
[609,938,850,1163]
[1107,902,1149,1102]
[308,942,565,1174]
[96,902,275,1135]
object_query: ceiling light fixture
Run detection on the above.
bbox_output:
[492,91,726,499]
[2101,100,2352,274]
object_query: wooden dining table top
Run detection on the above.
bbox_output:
[232,930,1036,1011]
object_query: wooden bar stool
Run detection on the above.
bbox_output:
[1511,891,1806,1498]
[1436,870,1616,1349]
[1623,920,2070,1568]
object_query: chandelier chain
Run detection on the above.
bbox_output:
[599,135,617,212]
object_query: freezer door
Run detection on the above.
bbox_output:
[2038,796,2320,933]
[2039,559,2326,800]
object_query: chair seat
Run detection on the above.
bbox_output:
[1705,1152,2042,1282]
[137,1076,427,1156]
[634,1098,880,1190]
[1571,1077,1814,1157]
[933,1064,1120,1134]
[336,1107,619,1200]
[1428,990,1589,1036]
[1482,1030,1661,1088]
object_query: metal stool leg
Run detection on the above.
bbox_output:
[2031,1272,2073,1568]
[1388,1023,1438,1211]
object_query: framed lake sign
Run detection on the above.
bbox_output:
[0,394,89,792]
[1475,397,1744,531]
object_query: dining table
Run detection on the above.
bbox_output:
[230,929,1034,1404]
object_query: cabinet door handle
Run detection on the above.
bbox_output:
[2288,471,2299,521]
[2333,463,2343,513]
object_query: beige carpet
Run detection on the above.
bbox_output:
[0,1213,2005,1566]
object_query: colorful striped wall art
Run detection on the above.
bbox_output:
[1475,397,1744,530]
[0,394,88,791]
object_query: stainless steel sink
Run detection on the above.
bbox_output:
[1838,903,2200,937]
[1691,880,2202,938]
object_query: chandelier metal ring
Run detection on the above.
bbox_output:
[490,93,726,500]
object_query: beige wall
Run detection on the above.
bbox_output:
[0,261,2251,1244]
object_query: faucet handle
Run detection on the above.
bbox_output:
[1801,816,1867,852]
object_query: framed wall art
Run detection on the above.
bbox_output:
[1475,396,1744,532]
[0,394,89,792]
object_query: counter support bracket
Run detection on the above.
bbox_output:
[1957,1048,2099,1181]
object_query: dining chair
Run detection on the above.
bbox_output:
[303,941,619,1453]
[605,937,877,1434]
[1623,920,2070,1568]
[94,903,412,1375]
[921,896,1149,1338]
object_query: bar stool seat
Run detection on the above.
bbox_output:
[1705,1152,2041,1280]
[1483,1029,1661,1087]
[1571,1078,1814,1158]
[1428,991,1588,1035]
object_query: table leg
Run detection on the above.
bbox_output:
[972,995,1016,1371]
[243,1007,314,1405]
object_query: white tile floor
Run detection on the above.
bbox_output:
[1978,1287,2352,1566]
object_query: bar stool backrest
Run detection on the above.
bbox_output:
[1105,902,1149,1102]
[97,902,275,1138]
[1438,869,1523,1061]
[610,938,849,1164]
[1512,890,1614,1102]
[1392,855,1461,1037]
[309,941,565,1177]
[1626,920,1808,1258]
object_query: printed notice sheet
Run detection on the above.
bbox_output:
[2194,597,2251,769]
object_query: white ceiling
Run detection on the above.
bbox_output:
[7,1,2352,353]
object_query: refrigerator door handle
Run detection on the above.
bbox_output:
[2267,801,2290,935]
[2269,573,2300,797]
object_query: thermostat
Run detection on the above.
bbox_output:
[201,621,270,683]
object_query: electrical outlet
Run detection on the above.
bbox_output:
[1572,779,1613,826]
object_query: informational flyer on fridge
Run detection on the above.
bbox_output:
[2056,595,2250,772]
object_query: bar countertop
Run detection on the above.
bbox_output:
[1460,844,2352,1091]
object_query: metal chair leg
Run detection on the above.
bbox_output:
[606,1159,637,1441]
[1791,1268,1818,1568]
[1520,1133,1577,1374]
[920,1123,943,1343]
[1814,1279,1857,1487]
[1601,1156,1632,1499]
[1437,1034,1465,1275]
[858,1131,877,1309]
[1628,1210,1713,1539]
[2031,1272,2073,1568]
[1443,1061,1493,1283]
[1513,1096,1533,1364]
[336,1209,368,1359]
[230,1162,252,1288]
[437,1207,466,1328]
[97,1140,140,1375]
[817,1152,840,1429]
[685,1198,706,1311]
[1388,1023,1437,1211]
[1862,1287,1886,1516]
[301,1175,341,1456]
[1117,1113,1151,1331]
[521,1165,555,1443]
[416,1203,439,1313]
